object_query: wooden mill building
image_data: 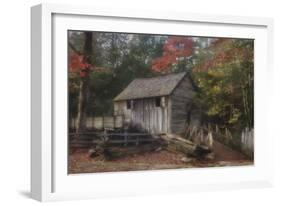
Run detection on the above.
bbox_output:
[113,72,198,134]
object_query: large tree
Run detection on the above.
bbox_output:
[69,32,95,134]
[192,38,254,129]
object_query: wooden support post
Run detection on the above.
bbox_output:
[103,128,108,142]
[136,135,139,146]
[124,128,128,146]
[190,126,195,138]
[200,128,204,144]
[102,116,105,130]
[183,123,188,138]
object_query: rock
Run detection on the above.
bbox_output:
[155,147,162,152]
[180,157,194,163]
[88,148,97,158]
[217,161,232,166]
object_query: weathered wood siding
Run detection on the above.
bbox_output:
[170,75,195,134]
[114,97,169,134]
[114,101,131,123]
[131,97,169,134]
[113,75,197,134]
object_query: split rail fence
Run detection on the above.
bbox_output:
[69,130,157,149]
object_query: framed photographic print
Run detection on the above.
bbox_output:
[31,3,274,201]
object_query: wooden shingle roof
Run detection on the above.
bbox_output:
[114,72,187,101]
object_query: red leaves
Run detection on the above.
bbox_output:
[152,56,175,72]
[152,36,194,73]
[194,39,253,73]
[163,36,193,57]
[69,53,92,77]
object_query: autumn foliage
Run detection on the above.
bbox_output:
[193,39,253,72]
[152,36,194,72]
[69,53,92,77]
[192,38,254,127]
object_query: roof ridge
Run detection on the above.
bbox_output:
[114,71,188,101]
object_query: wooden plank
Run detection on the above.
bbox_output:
[170,75,195,134]
[114,116,123,128]
[157,133,212,158]
[107,139,157,144]
[93,117,103,129]
[104,116,114,128]
[156,106,160,133]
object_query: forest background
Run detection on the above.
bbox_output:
[68,31,254,134]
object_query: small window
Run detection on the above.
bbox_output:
[155,97,161,107]
[126,100,131,109]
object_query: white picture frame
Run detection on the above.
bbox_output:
[31,3,274,202]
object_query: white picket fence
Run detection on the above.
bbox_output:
[70,115,124,130]
[241,128,254,156]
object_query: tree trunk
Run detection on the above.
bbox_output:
[158,134,212,158]
[76,77,90,133]
[76,32,93,134]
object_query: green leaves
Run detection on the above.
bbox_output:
[192,39,254,129]
[68,31,254,131]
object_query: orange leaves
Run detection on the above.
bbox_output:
[152,36,194,73]
[69,53,92,78]
[152,56,176,72]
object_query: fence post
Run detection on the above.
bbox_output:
[136,135,139,146]
[206,131,213,149]
[103,128,109,142]
[199,128,204,144]
[215,124,219,134]
[102,116,105,130]
[113,115,116,129]
[240,127,254,158]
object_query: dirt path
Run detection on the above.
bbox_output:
[68,150,188,173]
[212,140,249,161]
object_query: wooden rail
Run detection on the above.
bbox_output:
[69,132,153,136]
[69,131,159,148]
